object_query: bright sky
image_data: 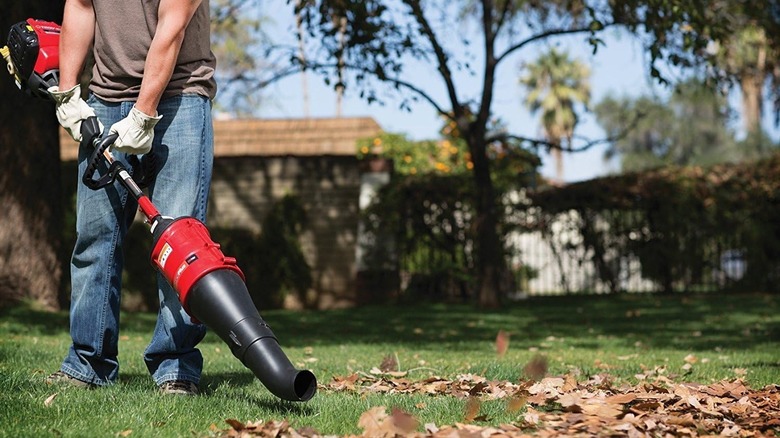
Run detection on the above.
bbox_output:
[254,3,778,183]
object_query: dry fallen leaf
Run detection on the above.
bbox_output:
[313,371,780,438]
[605,393,637,404]
[580,402,624,418]
[44,393,57,407]
[224,419,245,431]
[357,406,419,437]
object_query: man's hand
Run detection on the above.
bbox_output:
[49,84,103,142]
[109,106,162,155]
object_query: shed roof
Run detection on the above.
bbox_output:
[60,116,383,161]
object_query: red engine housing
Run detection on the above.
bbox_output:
[150,217,245,313]
[27,18,60,76]
[6,18,60,97]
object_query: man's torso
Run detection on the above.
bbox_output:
[90,0,217,102]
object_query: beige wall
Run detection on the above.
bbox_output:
[208,155,361,309]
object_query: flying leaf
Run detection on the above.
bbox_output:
[495,330,510,357]
[523,354,548,381]
[390,407,419,434]
[464,397,482,422]
[379,354,398,373]
[357,406,393,437]
[507,395,527,413]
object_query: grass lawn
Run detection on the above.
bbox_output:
[0,292,778,437]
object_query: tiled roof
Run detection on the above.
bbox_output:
[60,117,382,161]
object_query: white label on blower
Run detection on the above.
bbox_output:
[158,242,173,269]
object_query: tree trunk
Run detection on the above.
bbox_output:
[467,133,506,308]
[741,72,763,134]
[0,2,64,309]
[552,147,564,183]
[740,44,766,135]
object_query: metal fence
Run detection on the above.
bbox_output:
[396,201,759,301]
[506,208,749,297]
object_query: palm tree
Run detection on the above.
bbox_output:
[716,25,775,135]
[520,48,591,183]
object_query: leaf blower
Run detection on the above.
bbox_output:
[3,18,317,402]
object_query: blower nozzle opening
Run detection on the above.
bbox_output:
[187,269,317,401]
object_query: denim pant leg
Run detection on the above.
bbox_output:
[143,95,213,385]
[61,97,136,386]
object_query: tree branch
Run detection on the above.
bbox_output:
[488,109,643,154]
[402,0,462,119]
[476,0,498,133]
[495,22,616,66]
[252,57,450,116]
[494,0,513,35]
[223,64,303,91]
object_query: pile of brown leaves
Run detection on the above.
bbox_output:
[215,371,780,437]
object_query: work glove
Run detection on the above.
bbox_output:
[109,106,162,155]
[48,84,103,142]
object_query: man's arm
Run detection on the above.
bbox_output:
[59,0,95,90]
[51,0,100,143]
[134,0,203,116]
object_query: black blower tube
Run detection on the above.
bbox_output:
[186,269,317,401]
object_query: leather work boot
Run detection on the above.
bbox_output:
[158,380,199,396]
[45,371,96,389]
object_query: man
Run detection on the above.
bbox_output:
[45,0,217,395]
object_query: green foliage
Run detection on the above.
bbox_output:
[362,169,542,302]
[210,0,271,116]
[526,153,780,293]
[357,123,542,302]
[594,79,763,172]
[359,171,475,301]
[356,132,473,176]
[203,195,313,310]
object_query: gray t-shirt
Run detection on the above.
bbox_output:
[90,0,217,101]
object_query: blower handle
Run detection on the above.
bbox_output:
[81,116,121,190]
[78,116,161,220]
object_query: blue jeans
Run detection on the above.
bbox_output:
[60,94,213,387]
